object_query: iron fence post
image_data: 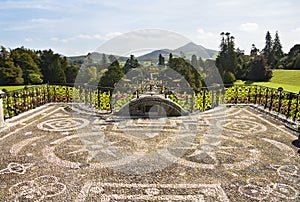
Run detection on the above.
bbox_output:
[264,88,269,109]
[235,85,238,104]
[0,90,5,126]
[269,89,274,111]
[202,89,206,111]
[287,92,294,119]
[293,93,299,122]
[13,92,18,116]
[278,87,283,113]
[254,85,258,104]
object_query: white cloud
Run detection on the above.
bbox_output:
[294,27,300,32]
[239,23,258,32]
[196,28,217,40]
[0,0,53,10]
[50,32,123,43]
[24,38,33,42]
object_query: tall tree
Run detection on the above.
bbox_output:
[99,60,124,88]
[65,64,79,84]
[215,32,237,84]
[169,53,173,62]
[168,57,202,89]
[108,54,117,63]
[262,31,275,67]
[191,55,198,68]
[198,57,205,68]
[246,55,272,81]
[11,48,43,84]
[158,54,165,65]
[272,31,284,67]
[101,53,108,66]
[40,49,66,84]
[0,47,24,85]
[123,55,140,74]
[250,44,259,56]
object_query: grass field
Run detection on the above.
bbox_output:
[0,85,31,92]
[0,70,299,93]
[235,69,300,93]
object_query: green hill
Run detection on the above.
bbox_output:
[235,69,300,93]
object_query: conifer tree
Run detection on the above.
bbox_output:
[272,31,284,67]
[262,31,275,67]
[158,54,165,65]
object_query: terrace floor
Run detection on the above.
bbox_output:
[0,104,299,201]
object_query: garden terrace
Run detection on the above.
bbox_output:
[0,103,300,201]
[1,84,300,126]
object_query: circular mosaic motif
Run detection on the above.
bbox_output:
[37,118,89,132]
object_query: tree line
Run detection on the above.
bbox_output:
[214,31,300,84]
[0,46,79,85]
[1,31,299,88]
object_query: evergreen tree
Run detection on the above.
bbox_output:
[169,53,173,62]
[215,32,237,84]
[101,53,108,66]
[262,31,275,67]
[40,49,66,84]
[191,55,198,68]
[65,64,79,84]
[11,48,43,84]
[250,44,259,56]
[123,55,140,74]
[99,60,124,88]
[168,57,202,89]
[0,61,24,85]
[198,57,205,68]
[272,31,284,67]
[108,54,117,63]
[0,47,23,85]
[293,53,300,69]
[158,54,165,65]
[246,55,272,81]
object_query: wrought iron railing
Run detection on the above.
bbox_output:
[1,84,300,122]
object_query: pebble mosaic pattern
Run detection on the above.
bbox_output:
[0,104,299,201]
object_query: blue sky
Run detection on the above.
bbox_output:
[0,0,299,56]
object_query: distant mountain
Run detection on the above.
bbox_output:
[67,52,128,66]
[137,49,179,62]
[136,42,217,63]
[67,42,218,65]
[173,42,217,59]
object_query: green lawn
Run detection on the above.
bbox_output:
[0,85,31,92]
[235,70,300,93]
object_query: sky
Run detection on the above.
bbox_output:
[0,0,299,56]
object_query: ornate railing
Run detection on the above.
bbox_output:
[1,84,300,123]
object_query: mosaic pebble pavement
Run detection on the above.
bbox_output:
[0,104,299,201]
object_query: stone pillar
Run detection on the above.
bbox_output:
[0,90,5,127]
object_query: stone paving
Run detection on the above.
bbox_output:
[0,104,299,201]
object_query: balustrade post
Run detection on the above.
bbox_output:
[293,92,299,122]
[210,89,215,108]
[202,89,206,111]
[287,92,294,119]
[278,87,283,113]
[269,89,274,111]
[89,87,93,107]
[84,85,88,105]
[254,85,258,104]
[13,92,18,115]
[264,88,269,109]
[235,85,238,104]
[97,87,101,109]
[46,85,50,103]
[0,90,5,126]
[215,85,220,107]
